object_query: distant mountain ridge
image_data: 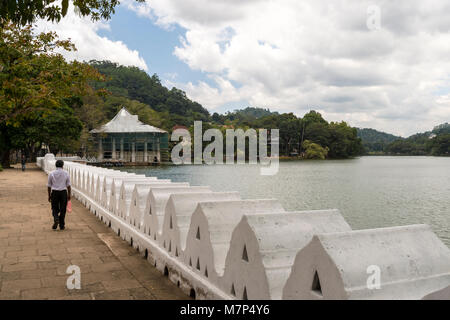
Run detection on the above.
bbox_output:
[89,60,210,125]
[432,122,450,135]
[357,128,401,153]
[85,60,447,157]
[211,107,279,124]
[357,124,449,156]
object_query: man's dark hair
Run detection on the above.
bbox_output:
[55,160,64,168]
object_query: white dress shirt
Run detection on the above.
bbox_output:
[47,168,71,191]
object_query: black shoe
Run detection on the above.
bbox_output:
[52,222,58,230]
[60,225,65,230]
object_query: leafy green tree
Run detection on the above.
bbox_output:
[302,110,327,126]
[385,140,415,154]
[430,134,450,156]
[304,121,331,149]
[277,113,302,155]
[211,112,223,124]
[0,0,145,26]
[41,106,83,154]
[327,121,362,158]
[4,102,83,159]
[302,140,328,160]
[432,123,450,135]
[0,22,103,166]
[89,60,210,121]
[299,110,328,151]
[253,113,302,155]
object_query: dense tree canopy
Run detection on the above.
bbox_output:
[357,128,401,153]
[0,0,144,26]
[212,107,277,125]
[0,22,103,166]
[90,61,209,120]
[215,109,362,159]
[384,123,450,156]
[430,134,450,156]
[302,140,328,160]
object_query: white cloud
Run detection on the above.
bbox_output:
[121,0,450,136]
[35,3,148,71]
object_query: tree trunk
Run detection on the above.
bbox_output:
[0,147,11,168]
[0,126,12,168]
[25,144,34,162]
[300,124,305,151]
[30,144,36,162]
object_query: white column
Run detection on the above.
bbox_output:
[98,138,103,160]
[120,138,124,160]
[156,137,160,162]
[112,138,116,159]
[131,142,136,162]
[144,141,148,162]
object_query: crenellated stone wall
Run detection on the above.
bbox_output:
[37,154,450,300]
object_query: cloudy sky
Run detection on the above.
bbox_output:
[36,0,450,136]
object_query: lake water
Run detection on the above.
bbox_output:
[119,156,450,246]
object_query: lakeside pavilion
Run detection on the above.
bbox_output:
[90,107,168,163]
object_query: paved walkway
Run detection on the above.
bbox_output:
[0,164,187,300]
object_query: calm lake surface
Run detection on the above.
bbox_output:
[119,156,450,246]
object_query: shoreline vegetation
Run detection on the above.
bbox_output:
[84,61,363,161]
[357,125,450,157]
[365,152,450,157]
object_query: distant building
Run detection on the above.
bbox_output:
[90,107,168,163]
[172,125,189,131]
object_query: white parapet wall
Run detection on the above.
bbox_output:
[161,192,242,261]
[38,154,450,300]
[221,209,352,300]
[127,181,170,226]
[146,186,212,246]
[99,173,137,208]
[183,199,285,288]
[131,183,190,235]
[109,176,155,216]
[282,224,450,300]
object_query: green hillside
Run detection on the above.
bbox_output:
[384,123,450,156]
[357,128,402,153]
[76,61,363,159]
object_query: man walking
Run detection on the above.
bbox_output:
[47,160,71,230]
[21,154,26,171]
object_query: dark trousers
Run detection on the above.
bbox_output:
[51,190,67,227]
